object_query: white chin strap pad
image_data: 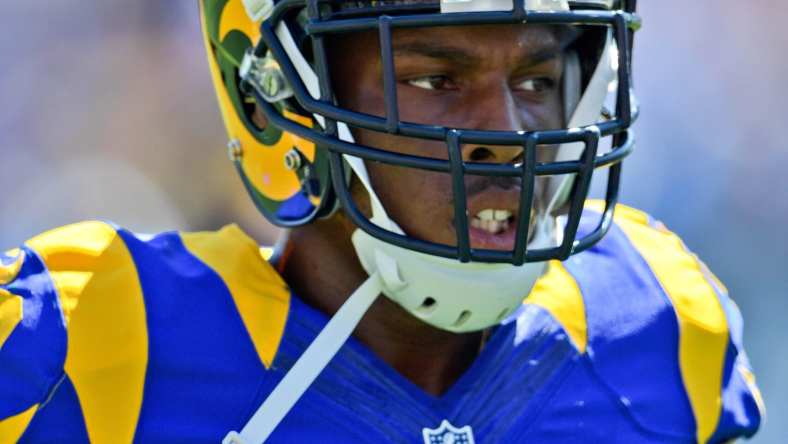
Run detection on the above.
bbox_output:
[352,219,552,333]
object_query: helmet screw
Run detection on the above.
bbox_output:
[227,139,243,161]
[284,149,302,170]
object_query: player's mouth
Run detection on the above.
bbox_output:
[467,207,531,251]
[460,183,539,251]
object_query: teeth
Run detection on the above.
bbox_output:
[475,208,511,221]
[494,210,510,221]
[471,208,513,234]
[471,216,510,234]
[477,209,495,221]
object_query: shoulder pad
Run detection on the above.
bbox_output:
[1,221,141,440]
[572,202,762,442]
[180,224,290,369]
[2,222,291,442]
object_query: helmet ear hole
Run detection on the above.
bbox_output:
[250,104,269,131]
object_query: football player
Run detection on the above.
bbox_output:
[0,0,764,443]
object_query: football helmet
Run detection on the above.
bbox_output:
[201,0,640,264]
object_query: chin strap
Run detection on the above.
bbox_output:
[223,272,382,444]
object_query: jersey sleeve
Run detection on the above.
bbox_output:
[0,221,289,443]
[637,217,765,443]
[704,269,765,443]
[0,221,150,443]
[603,203,764,443]
[0,247,67,442]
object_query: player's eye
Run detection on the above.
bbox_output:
[406,75,457,91]
[514,77,556,93]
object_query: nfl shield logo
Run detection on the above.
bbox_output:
[422,419,476,444]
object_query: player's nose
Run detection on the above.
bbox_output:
[460,83,524,165]
[462,144,523,165]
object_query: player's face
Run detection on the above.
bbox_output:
[330,24,568,251]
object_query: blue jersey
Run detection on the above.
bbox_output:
[0,204,763,443]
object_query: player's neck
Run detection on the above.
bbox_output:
[282,217,485,396]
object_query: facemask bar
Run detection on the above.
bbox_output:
[249,0,639,265]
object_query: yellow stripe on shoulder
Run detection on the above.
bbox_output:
[26,221,148,444]
[0,403,38,444]
[0,288,23,352]
[525,260,587,353]
[596,202,729,444]
[0,249,24,285]
[181,224,290,369]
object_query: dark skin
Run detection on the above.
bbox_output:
[273,24,569,395]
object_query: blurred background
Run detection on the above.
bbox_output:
[0,1,785,441]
